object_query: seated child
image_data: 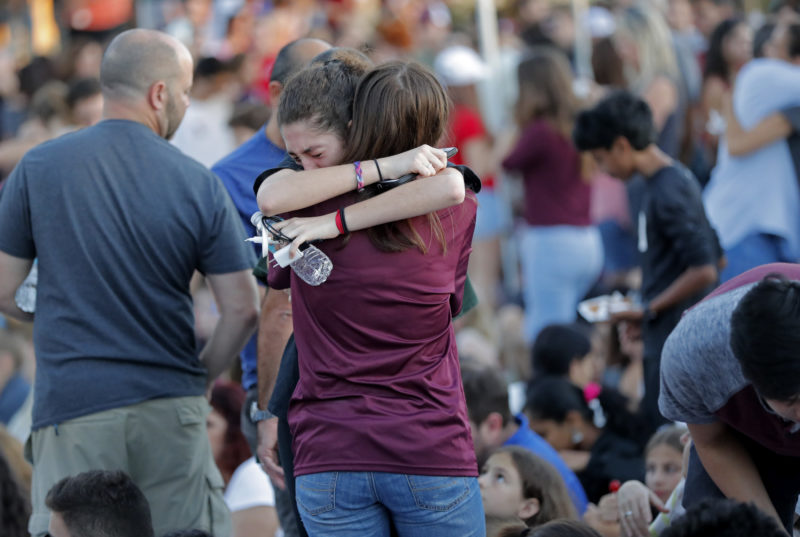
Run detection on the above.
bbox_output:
[480,445,577,532]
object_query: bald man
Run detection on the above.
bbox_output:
[211,37,330,537]
[0,29,259,537]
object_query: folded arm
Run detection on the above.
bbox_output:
[272,167,466,256]
[726,109,792,157]
[723,91,800,157]
[257,145,449,216]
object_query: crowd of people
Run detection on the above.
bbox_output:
[1,0,800,536]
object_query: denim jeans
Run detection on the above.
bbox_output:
[720,232,795,283]
[473,188,510,240]
[295,472,485,537]
[519,224,604,342]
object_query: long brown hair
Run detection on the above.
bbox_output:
[516,48,595,180]
[515,47,577,139]
[277,48,373,142]
[339,61,451,254]
[494,445,578,527]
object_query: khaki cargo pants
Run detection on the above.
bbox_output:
[27,396,231,537]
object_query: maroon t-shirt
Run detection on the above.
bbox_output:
[502,119,591,227]
[268,192,479,477]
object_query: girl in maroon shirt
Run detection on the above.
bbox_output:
[502,48,603,344]
[259,60,484,536]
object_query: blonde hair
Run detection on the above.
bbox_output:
[645,424,685,458]
[616,5,679,92]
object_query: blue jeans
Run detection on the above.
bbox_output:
[473,188,510,240]
[721,232,795,283]
[295,472,485,537]
[519,225,604,342]
[597,219,637,273]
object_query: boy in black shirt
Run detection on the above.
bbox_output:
[573,91,720,430]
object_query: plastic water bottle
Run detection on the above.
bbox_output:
[291,245,333,286]
[15,263,37,313]
[250,211,333,286]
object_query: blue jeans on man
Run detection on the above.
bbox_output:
[721,233,796,283]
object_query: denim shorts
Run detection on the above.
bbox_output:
[295,471,485,536]
[473,188,510,241]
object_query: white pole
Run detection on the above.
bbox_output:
[571,0,594,98]
[474,0,522,299]
[475,0,504,134]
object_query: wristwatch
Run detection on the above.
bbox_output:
[250,401,275,423]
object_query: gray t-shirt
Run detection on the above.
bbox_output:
[659,284,753,424]
[0,119,255,429]
[660,262,800,456]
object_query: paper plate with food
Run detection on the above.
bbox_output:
[578,292,638,323]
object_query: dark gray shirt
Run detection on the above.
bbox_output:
[628,163,720,358]
[0,120,255,429]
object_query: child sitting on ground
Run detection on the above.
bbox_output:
[531,323,596,388]
[584,425,687,536]
[481,445,577,536]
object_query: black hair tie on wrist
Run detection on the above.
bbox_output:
[373,159,384,182]
[339,206,350,234]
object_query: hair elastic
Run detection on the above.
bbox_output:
[335,209,345,235]
[336,207,350,235]
[373,159,384,182]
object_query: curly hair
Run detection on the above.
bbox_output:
[660,499,786,537]
[496,520,604,537]
[730,273,800,400]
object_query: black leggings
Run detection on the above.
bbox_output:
[278,415,308,537]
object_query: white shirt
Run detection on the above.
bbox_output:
[171,95,236,168]
[704,59,800,257]
[224,457,276,513]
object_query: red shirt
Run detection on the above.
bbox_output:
[503,119,591,227]
[269,192,479,477]
[447,104,496,189]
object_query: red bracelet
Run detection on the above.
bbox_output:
[335,209,345,235]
